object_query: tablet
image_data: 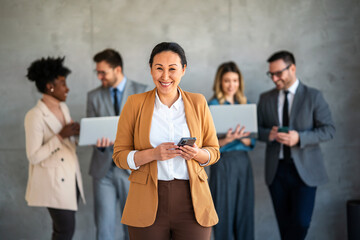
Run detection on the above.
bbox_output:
[209,104,258,138]
[78,116,119,146]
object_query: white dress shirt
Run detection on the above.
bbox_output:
[277,79,299,159]
[127,91,195,180]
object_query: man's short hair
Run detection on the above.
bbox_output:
[267,50,296,66]
[93,49,123,70]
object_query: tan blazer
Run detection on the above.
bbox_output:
[113,88,220,227]
[24,100,85,211]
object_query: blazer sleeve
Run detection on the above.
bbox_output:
[113,95,136,169]
[257,93,272,143]
[298,91,336,148]
[86,92,96,118]
[24,110,62,165]
[199,95,220,166]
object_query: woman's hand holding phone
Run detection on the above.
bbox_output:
[176,137,200,161]
[152,142,182,161]
[178,143,200,161]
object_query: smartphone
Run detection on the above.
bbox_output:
[278,126,289,133]
[177,137,196,147]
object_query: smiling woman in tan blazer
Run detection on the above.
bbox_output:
[24,57,85,240]
[113,42,220,240]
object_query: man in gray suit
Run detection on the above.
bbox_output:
[87,49,149,240]
[257,50,335,240]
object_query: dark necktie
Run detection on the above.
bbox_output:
[113,88,119,116]
[283,91,291,161]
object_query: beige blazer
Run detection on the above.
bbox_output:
[113,88,220,227]
[24,100,85,210]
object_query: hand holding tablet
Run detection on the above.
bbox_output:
[78,116,119,146]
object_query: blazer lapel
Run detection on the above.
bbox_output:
[60,103,71,124]
[37,100,63,134]
[59,103,76,150]
[290,81,305,126]
[180,88,199,143]
[139,89,157,185]
[270,90,280,126]
[37,100,75,151]
[101,87,115,116]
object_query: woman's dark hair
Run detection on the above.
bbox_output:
[26,57,71,93]
[149,42,187,68]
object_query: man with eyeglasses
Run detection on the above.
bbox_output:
[87,49,149,240]
[257,50,335,240]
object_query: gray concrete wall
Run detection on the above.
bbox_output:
[0,0,359,239]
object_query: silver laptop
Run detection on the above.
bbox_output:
[78,116,119,146]
[209,104,258,138]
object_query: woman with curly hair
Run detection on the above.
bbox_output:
[24,57,85,240]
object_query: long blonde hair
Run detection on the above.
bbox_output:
[212,61,247,104]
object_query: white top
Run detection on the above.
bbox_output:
[127,91,210,180]
[277,79,299,158]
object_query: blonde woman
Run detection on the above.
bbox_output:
[208,61,256,240]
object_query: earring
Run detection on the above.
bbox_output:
[50,88,54,92]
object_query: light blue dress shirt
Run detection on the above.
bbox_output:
[109,76,127,108]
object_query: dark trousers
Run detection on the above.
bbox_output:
[47,208,76,240]
[269,160,317,240]
[128,179,211,240]
[209,151,254,240]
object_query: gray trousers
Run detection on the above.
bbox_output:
[209,150,255,240]
[93,165,130,240]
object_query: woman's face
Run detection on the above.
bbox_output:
[150,51,186,98]
[49,76,69,102]
[221,72,240,98]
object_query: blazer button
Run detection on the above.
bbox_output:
[61,158,64,162]
[61,178,65,182]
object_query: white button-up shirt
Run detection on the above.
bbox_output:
[127,91,191,180]
[277,79,299,159]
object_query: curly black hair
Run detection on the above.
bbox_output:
[26,57,71,93]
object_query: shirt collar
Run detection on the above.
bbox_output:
[155,89,182,111]
[282,78,299,95]
[110,76,127,93]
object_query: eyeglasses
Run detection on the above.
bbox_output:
[266,64,291,78]
[94,69,112,77]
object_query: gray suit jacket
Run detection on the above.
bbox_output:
[87,79,150,179]
[257,81,335,187]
